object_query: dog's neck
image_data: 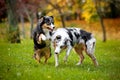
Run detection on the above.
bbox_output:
[36,22,45,35]
[42,29,52,40]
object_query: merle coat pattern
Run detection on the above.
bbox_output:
[51,28,98,67]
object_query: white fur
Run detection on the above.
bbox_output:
[50,23,55,30]
[50,28,98,67]
[86,37,96,54]
[41,34,47,41]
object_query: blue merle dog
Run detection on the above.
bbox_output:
[51,28,98,67]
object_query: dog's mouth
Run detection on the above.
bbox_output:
[42,23,55,31]
[46,27,54,31]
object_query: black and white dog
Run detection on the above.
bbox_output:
[33,16,55,63]
[51,28,98,67]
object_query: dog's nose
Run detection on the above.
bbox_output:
[53,26,55,29]
[55,52,58,54]
[51,26,55,31]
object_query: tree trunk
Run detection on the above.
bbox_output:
[21,3,34,39]
[60,14,65,28]
[94,0,106,42]
[20,14,25,39]
[30,14,34,39]
[99,16,106,42]
[110,1,117,18]
[58,9,65,28]
[45,0,66,27]
[6,0,20,43]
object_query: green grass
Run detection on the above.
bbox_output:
[0,39,120,80]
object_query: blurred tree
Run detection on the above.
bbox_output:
[109,0,120,18]
[45,0,66,27]
[94,0,106,42]
[5,0,21,43]
[0,0,7,22]
[20,13,25,38]
[18,0,40,39]
[65,0,82,20]
[82,0,98,22]
[81,0,106,42]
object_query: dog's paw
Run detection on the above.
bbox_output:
[55,64,59,67]
[55,62,59,67]
[63,56,67,63]
[41,34,46,41]
[95,61,99,67]
[76,62,81,66]
[38,34,46,42]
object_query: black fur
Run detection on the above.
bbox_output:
[74,32,80,39]
[33,29,46,50]
[80,30,92,43]
[33,21,46,51]
[49,31,52,36]
[65,28,74,46]
[33,16,54,50]
[33,16,55,63]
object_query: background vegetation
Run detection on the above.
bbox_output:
[0,0,120,80]
[0,36,120,80]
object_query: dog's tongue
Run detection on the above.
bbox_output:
[47,27,54,32]
[50,28,53,31]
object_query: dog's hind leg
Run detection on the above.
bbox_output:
[35,53,41,63]
[86,52,98,66]
[85,38,98,66]
[44,57,48,63]
[44,52,51,64]
[85,47,98,66]
[74,44,84,65]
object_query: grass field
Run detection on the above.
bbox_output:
[0,39,120,80]
[0,20,120,80]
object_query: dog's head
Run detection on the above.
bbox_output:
[53,35,69,54]
[38,16,55,31]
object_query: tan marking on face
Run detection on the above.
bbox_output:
[42,23,52,30]
[62,46,67,49]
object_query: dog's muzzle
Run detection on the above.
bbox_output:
[47,26,55,31]
[55,52,58,54]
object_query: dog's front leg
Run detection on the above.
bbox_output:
[54,53,59,67]
[63,46,72,63]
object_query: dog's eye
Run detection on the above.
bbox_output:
[56,35,61,40]
[60,46,64,49]
[45,19,51,25]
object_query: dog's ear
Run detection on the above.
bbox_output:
[39,15,44,19]
[56,35,61,40]
[54,35,61,43]
[38,16,44,23]
[50,16,54,19]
